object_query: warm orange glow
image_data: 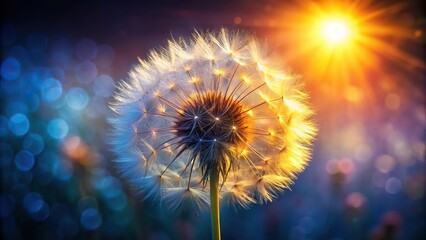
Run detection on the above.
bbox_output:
[62,136,96,167]
[255,0,426,159]
[267,0,424,108]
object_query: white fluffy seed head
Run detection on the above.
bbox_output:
[109,28,317,212]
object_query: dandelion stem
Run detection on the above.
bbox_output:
[210,169,221,240]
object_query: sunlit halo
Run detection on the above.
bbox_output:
[321,19,352,44]
[268,0,424,110]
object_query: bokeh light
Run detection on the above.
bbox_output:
[80,208,102,230]
[1,57,21,81]
[14,150,35,171]
[23,192,44,213]
[75,61,97,84]
[8,113,29,136]
[23,133,45,155]
[66,87,89,110]
[41,77,63,103]
[93,75,115,97]
[47,118,69,140]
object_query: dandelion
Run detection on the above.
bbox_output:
[109,28,317,239]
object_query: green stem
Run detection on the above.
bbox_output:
[210,170,221,240]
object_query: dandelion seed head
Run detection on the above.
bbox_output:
[110,28,317,212]
[174,91,251,183]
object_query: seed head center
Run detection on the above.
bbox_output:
[174,92,249,156]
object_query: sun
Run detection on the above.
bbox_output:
[269,0,424,85]
[321,18,352,45]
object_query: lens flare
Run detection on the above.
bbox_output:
[267,0,424,101]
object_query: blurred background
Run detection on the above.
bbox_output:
[1,0,425,239]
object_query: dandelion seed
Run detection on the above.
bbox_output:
[109,28,317,240]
